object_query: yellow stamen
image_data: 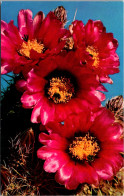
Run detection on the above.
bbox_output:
[69,133,100,161]
[60,37,74,50]
[86,46,99,68]
[19,39,44,58]
[48,77,74,104]
[64,37,74,50]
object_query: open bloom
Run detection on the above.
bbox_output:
[37,108,123,190]
[19,52,106,125]
[69,20,120,83]
[1,9,70,76]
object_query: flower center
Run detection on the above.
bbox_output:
[69,133,100,162]
[47,77,75,104]
[19,39,44,58]
[86,46,99,68]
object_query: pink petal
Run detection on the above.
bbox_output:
[33,11,45,36]
[37,57,57,78]
[65,166,80,190]
[76,163,99,186]
[54,98,85,123]
[103,123,123,141]
[1,20,8,35]
[92,158,114,180]
[98,150,123,174]
[16,80,27,92]
[18,9,33,39]
[38,132,51,144]
[91,90,106,101]
[43,156,60,173]
[6,21,22,44]
[1,63,12,74]
[47,107,92,138]
[55,161,74,185]
[40,97,55,125]
[94,20,106,33]
[37,146,59,160]
[37,11,69,50]
[91,113,123,144]
[103,140,123,152]
[85,20,101,44]
[31,100,42,123]
[38,132,68,150]
[72,20,85,47]
[1,48,15,60]
[43,152,69,173]
[21,91,42,108]
[27,69,47,92]
[79,90,102,109]
[96,84,108,92]
[90,108,115,140]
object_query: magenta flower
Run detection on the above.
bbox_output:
[37,108,123,190]
[18,52,106,125]
[70,20,120,84]
[1,9,70,76]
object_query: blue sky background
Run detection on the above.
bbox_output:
[1,1,123,105]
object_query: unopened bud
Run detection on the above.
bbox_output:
[20,128,35,149]
[54,6,67,26]
[106,95,124,125]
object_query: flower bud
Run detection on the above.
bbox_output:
[54,6,67,26]
[106,95,124,125]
